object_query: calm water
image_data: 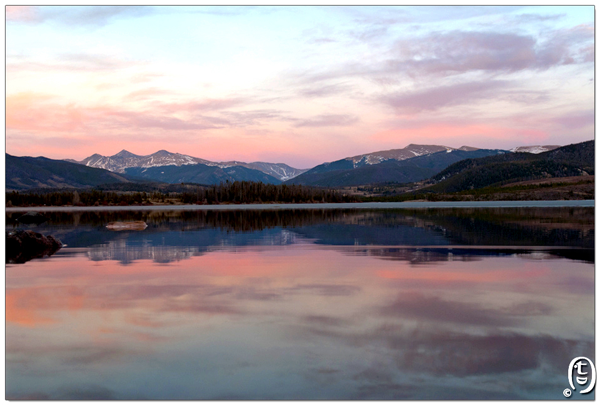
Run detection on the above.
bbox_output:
[6,208,594,400]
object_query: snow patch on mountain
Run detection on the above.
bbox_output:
[348,144,458,166]
[75,150,306,181]
[510,145,561,154]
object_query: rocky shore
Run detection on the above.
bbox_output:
[6,230,63,264]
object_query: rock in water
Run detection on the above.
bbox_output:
[6,230,63,263]
[106,221,148,231]
[16,212,49,225]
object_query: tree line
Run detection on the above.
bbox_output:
[6,181,357,207]
[178,181,355,204]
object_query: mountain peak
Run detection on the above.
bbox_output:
[113,149,137,158]
[405,143,451,149]
[153,149,172,156]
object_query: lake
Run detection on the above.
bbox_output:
[5,206,594,400]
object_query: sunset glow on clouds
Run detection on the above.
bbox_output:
[6,6,594,168]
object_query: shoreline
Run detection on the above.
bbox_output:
[4,200,595,212]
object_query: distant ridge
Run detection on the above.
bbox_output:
[287,146,508,187]
[78,150,210,173]
[427,140,594,193]
[346,144,454,166]
[35,141,579,189]
[74,150,306,182]
[6,154,137,190]
[124,163,282,185]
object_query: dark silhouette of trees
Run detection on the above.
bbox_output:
[6,181,356,207]
[178,181,354,204]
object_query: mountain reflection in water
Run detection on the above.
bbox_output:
[5,207,594,264]
[5,207,594,400]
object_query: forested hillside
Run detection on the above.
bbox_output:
[427,141,593,193]
[6,154,136,190]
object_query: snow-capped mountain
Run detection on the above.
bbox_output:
[347,144,480,167]
[220,161,307,182]
[74,150,306,182]
[79,150,211,173]
[70,143,563,184]
[510,145,561,154]
[286,145,508,187]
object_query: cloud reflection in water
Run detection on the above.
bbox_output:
[6,242,593,400]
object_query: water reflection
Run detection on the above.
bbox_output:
[5,208,594,265]
[6,246,593,400]
[5,207,594,400]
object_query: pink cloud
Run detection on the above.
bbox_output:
[125,88,175,101]
[154,98,245,113]
[379,80,508,114]
[5,93,303,164]
[101,110,219,131]
[551,110,594,130]
[6,93,86,133]
[6,6,38,22]
[6,93,224,135]
[294,114,359,127]
[6,87,591,167]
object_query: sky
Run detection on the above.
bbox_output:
[5,5,595,168]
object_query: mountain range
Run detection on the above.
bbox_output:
[426,140,594,193]
[7,142,585,192]
[286,146,508,187]
[346,144,478,166]
[69,150,306,182]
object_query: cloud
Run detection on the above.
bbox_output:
[350,6,522,27]
[371,121,549,148]
[379,80,509,114]
[210,109,289,127]
[288,283,361,296]
[155,98,246,113]
[125,87,175,101]
[298,83,352,98]
[6,92,292,136]
[580,45,594,63]
[551,110,594,130]
[104,111,219,131]
[536,24,594,67]
[59,53,139,70]
[5,94,221,133]
[512,12,566,23]
[6,6,38,22]
[9,6,153,27]
[295,318,592,385]
[302,314,351,327]
[148,99,293,128]
[294,114,359,128]
[7,53,144,74]
[309,37,338,44]
[391,30,589,77]
[295,25,593,88]
[379,291,533,327]
[234,288,282,301]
